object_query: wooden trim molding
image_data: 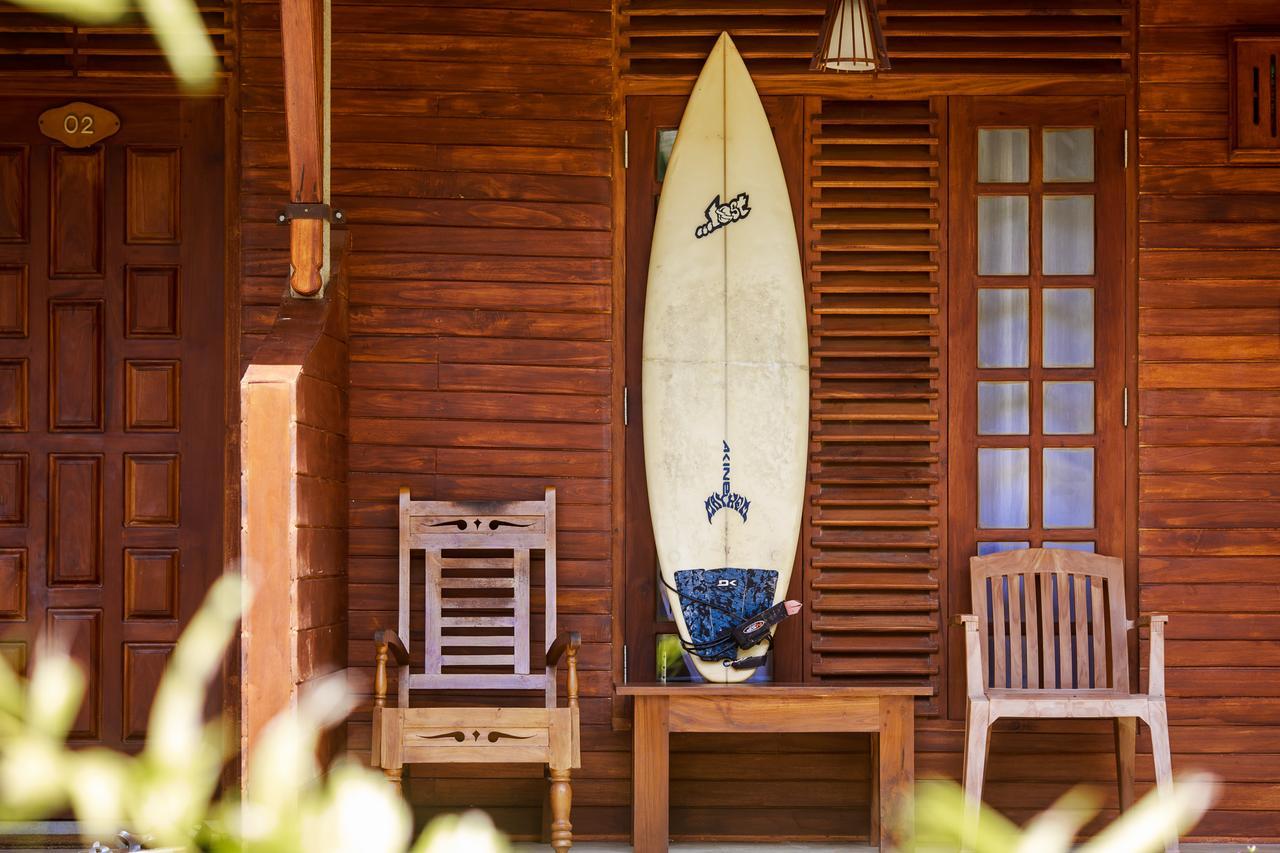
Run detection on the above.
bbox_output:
[622,73,1129,98]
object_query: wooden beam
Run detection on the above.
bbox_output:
[622,72,1129,97]
[280,0,324,296]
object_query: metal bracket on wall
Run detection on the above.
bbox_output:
[276,202,345,224]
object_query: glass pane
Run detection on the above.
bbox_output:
[978,129,1030,183]
[978,196,1029,275]
[1043,289,1095,368]
[1044,128,1094,183]
[656,129,677,181]
[977,541,1030,556]
[656,634,695,683]
[1043,195,1095,276]
[978,289,1029,368]
[979,448,1029,529]
[1044,447,1095,529]
[656,635,773,683]
[658,582,674,620]
[1044,381,1094,435]
[1044,540,1095,552]
[979,381,1029,435]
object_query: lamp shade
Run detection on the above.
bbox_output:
[811,0,890,73]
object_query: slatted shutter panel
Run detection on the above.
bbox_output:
[803,97,944,713]
[0,0,233,78]
[618,0,1130,77]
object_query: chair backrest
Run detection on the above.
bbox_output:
[969,548,1128,692]
[398,486,556,696]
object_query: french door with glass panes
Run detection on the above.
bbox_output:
[946,97,1128,714]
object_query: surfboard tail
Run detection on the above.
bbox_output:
[667,568,784,680]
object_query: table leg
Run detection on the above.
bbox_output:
[878,695,915,852]
[632,695,670,853]
[869,730,880,846]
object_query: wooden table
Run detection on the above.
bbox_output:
[617,684,928,852]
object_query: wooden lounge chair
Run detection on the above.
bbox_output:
[371,486,581,852]
[959,548,1176,851]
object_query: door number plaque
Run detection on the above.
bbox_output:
[38,102,121,149]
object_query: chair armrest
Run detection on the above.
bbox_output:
[546,631,581,668]
[545,631,581,713]
[374,629,410,665]
[957,614,986,699]
[1136,614,1169,628]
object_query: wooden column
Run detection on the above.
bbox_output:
[239,239,349,782]
[280,0,325,295]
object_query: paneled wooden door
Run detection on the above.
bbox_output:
[623,96,805,685]
[946,97,1127,715]
[0,98,225,750]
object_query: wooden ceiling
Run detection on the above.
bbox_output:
[619,0,1133,77]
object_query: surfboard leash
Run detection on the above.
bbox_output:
[656,574,795,669]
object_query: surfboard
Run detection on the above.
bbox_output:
[642,33,809,683]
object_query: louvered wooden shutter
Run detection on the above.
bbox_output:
[0,1,233,78]
[803,98,944,713]
[619,0,1130,77]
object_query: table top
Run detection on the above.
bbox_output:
[617,682,931,697]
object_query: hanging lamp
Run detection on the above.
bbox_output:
[811,0,890,73]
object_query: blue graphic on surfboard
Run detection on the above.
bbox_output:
[642,33,808,683]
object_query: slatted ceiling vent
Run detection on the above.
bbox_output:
[619,0,1130,76]
[806,98,943,710]
[0,0,233,77]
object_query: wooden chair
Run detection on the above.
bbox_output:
[959,548,1175,851]
[371,486,581,852]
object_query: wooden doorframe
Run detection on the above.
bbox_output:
[944,95,1132,716]
[0,80,242,752]
[618,94,808,690]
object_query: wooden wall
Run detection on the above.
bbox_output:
[1138,0,1280,839]
[229,0,1280,842]
[236,0,622,838]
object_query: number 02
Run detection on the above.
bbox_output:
[61,114,95,136]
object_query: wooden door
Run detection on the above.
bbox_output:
[0,98,224,750]
[623,96,805,684]
[946,97,1127,714]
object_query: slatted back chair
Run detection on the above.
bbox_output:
[959,548,1176,851]
[371,486,581,853]
[971,547,1127,693]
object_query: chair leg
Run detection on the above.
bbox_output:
[962,700,992,849]
[1147,701,1178,853]
[1114,716,1137,811]
[383,766,403,798]
[549,767,573,853]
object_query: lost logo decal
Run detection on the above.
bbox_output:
[704,441,751,524]
[694,193,751,239]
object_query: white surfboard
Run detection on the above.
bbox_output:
[642,33,809,683]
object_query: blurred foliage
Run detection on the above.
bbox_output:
[3,0,216,87]
[0,574,508,853]
[911,770,1219,853]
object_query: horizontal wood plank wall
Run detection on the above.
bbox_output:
[237,0,620,838]
[1138,0,1280,840]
